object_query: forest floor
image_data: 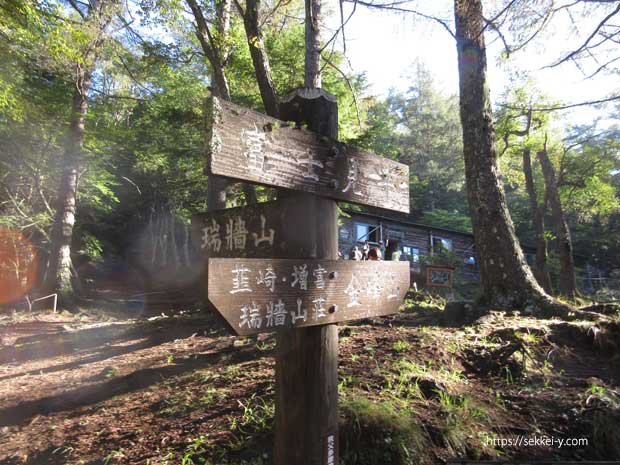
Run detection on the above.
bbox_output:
[0,294,619,465]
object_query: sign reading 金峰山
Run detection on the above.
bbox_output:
[208,258,410,336]
[207,97,410,213]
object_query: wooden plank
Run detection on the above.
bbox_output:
[206,96,410,213]
[191,199,295,259]
[190,196,348,259]
[208,258,410,336]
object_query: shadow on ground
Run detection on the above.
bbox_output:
[0,339,264,427]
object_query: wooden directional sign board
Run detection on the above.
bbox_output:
[207,97,410,213]
[191,196,341,260]
[208,258,410,336]
[191,199,288,259]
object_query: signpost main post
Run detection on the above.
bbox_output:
[274,89,339,465]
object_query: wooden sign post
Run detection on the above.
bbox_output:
[194,89,411,465]
[275,90,340,465]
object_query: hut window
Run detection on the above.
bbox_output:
[355,223,378,243]
[432,236,453,252]
[403,246,420,263]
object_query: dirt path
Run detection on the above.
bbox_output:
[0,307,618,464]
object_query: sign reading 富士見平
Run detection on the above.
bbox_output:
[207,97,410,214]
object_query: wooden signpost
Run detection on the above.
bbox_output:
[208,258,409,336]
[194,89,411,465]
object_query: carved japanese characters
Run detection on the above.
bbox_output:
[208,258,410,336]
[207,97,410,213]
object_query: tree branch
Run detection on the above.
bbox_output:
[343,0,455,39]
[321,53,361,127]
[546,2,620,68]
[67,0,88,19]
[500,94,620,112]
[319,0,356,54]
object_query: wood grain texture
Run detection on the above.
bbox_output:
[206,96,410,213]
[190,198,297,259]
[274,93,337,465]
[208,258,409,336]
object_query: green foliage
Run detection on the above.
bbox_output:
[496,82,620,272]
[356,61,466,215]
[81,232,104,259]
[419,209,472,233]
[227,19,367,140]
[340,397,428,465]
[392,339,411,352]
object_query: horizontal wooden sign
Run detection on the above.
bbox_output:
[206,97,410,213]
[191,199,288,258]
[190,197,336,259]
[208,258,410,336]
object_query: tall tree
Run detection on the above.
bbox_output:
[234,0,280,117]
[495,93,554,293]
[453,0,567,312]
[522,146,552,293]
[43,0,119,303]
[185,0,259,207]
[538,138,579,298]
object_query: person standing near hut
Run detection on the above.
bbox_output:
[368,247,382,260]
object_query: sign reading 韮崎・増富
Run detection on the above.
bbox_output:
[208,258,410,336]
[206,97,410,214]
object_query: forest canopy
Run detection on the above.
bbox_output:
[1,0,619,306]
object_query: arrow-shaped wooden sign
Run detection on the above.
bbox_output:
[206,97,410,213]
[208,258,410,336]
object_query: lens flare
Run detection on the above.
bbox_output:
[0,227,38,304]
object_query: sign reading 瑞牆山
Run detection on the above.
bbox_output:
[207,97,410,213]
[191,199,293,259]
[208,258,410,336]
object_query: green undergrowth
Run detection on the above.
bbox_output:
[402,291,446,313]
[340,397,429,465]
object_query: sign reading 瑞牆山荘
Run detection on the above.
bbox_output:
[207,97,410,213]
[208,258,410,335]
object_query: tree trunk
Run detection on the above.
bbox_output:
[538,147,578,299]
[240,0,280,117]
[186,0,237,210]
[44,64,92,305]
[522,148,552,293]
[453,0,566,313]
[304,0,322,88]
